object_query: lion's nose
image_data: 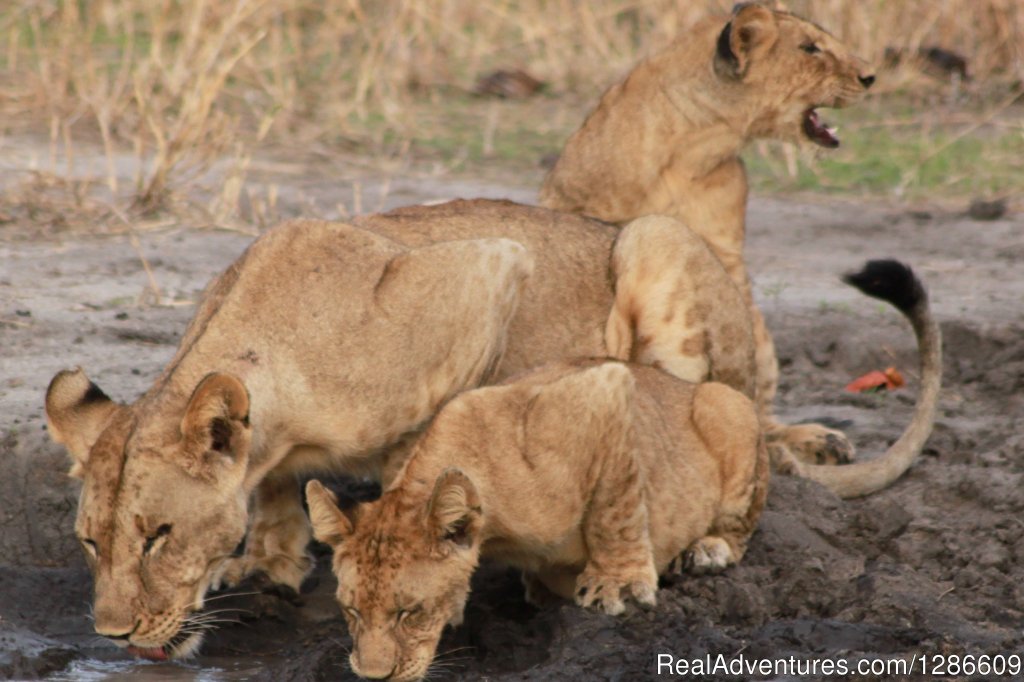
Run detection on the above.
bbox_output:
[94,615,138,641]
[95,625,134,642]
[859,74,876,89]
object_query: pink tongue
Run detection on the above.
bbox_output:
[128,646,169,661]
[805,110,839,147]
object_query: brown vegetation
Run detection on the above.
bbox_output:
[0,0,1020,217]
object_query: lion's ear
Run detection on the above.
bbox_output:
[179,373,251,478]
[715,3,779,80]
[428,469,482,550]
[306,480,356,547]
[45,368,121,478]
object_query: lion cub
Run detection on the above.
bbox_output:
[307,360,767,682]
[540,2,878,468]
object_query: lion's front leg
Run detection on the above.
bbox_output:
[575,522,658,615]
[216,475,313,593]
[573,447,658,616]
[753,304,856,467]
[765,421,855,468]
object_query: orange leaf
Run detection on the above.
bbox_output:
[845,366,905,393]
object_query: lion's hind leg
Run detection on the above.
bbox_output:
[676,382,768,575]
[606,216,756,396]
[666,536,734,575]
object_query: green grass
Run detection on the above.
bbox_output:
[744,100,1024,200]
[341,93,572,174]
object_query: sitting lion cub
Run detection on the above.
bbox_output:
[540,2,878,469]
[307,361,768,682]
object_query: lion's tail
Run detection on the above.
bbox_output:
[798,260,942,498]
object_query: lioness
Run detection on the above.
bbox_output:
[540,3,877,466]
[45,222,534,660]
[306,259,939,682]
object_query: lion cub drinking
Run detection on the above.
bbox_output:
[307,360,768,682]
[305,258,940,681]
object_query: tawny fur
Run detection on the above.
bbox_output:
[44,204,939,659]
[46,203,753,659]
[307,361,769,682]
[305,255,941,681]
[539,4,877,466]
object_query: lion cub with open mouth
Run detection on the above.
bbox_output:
[307,360,767,682]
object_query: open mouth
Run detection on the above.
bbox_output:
[127,645,170,662]
[803,108,840,148]
[127,630,200,662]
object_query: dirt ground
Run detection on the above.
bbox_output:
[1,149,1022,681]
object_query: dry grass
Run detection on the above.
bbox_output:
[0,0,1021,225]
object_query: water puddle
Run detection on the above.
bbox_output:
[46,656,272,681]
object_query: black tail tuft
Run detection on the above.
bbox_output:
[842,259,925,314]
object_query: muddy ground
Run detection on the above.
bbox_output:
[1,152,1022,681]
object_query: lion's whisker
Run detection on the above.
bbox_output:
[202,590,262,603]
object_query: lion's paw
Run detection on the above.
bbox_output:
[627,579,658,608]
[681,536,735,575]
[766,442,805,476]
[209,556,248,591]
[574,567,657,615]
[211,552,312,594]
[769,423,855,467]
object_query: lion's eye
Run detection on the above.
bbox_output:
[800,42,821,55]
[80,538,98,558]
[397,605,424,627]
[143,523,172,555]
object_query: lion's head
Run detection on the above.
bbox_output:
[306,470,482,682]
[713,2,875,148]
[45,368,253,660]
